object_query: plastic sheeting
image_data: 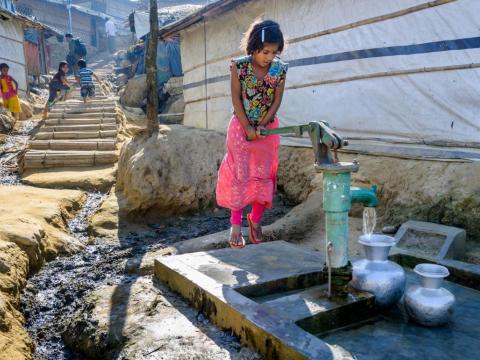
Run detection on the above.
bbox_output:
[156,41,172,85]
[136,36,183,83]
[166,38,182,77]
[24,41,40,76]
[0,0,16,12]
[24,28,39,44]
[0,18,27,93]
[133,11,150,39]
[179,0,480,156]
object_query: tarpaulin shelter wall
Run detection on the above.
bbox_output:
[24,34,41,76]
[170,0,480,160]
[0,16,28,94]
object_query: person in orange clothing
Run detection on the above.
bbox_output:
[0,63,22,123]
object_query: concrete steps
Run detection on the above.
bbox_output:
[23,77,119,170]
[42,124,117,132]
[35,130,116,140]
[23,150,117,169]
[48,112,116,119]
[29,139,116,151]
[44,118,116,126]
[50,106,116,111]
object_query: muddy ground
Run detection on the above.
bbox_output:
[20,193,292,359]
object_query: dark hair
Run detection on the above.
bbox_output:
[241,19,285,55]
[65,33,73,38]
[53,61,68,82]
[58,61,68,72]
[77,59,87,68]
[0,63,9,70]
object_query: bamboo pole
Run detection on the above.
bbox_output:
[43,124,117,132]
[34,130,117,140]
[45,118,116,126]
[29,140,116,151]
[48,113,117,120]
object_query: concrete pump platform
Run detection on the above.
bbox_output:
[154,241,375,359]
[155,240,480,359]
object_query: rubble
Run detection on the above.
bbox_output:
[120,74,147,108]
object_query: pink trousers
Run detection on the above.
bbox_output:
[230,203,265,225]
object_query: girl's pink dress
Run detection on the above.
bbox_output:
[216,55,288,211]
[216,116,280,211]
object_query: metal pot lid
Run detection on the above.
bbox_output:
[359,234,396,247]
[414,263,450,278]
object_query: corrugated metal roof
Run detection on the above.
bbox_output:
[36,0,108,19]
[158,0,248,39]
[70,4,108,19]
[0,7,62,35]
[132,4,203,38]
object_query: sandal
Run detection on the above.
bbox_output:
[229,226,246,249]
[247,214,263,244]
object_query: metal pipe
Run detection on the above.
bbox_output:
[67,0,73,34]
[326,241,333,297]
[323,171,352,268]
[351,186,378,207]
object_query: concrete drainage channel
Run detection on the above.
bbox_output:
[20,194,292,359]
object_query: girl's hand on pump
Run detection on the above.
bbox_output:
[256,125,266,139]
[246,125,257,141]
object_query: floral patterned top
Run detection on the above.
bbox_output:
[231,55,288,123]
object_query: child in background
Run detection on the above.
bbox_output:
[0,63,22,123]
[76,59,99,104]
[216,20,288,249]
[43,61,72,119]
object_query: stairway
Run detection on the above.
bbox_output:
[23,79,119,170]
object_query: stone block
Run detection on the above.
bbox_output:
[394,220,465,261]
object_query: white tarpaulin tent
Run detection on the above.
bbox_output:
[0,12,28,94]
[160,0,480,160]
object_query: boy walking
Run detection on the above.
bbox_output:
[76,59,100,103]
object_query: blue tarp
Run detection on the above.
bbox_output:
[24,29,39,45]
[135,48,145,75]
[0,0,16,12]
[156,41,171,85]
[166,38,182,77]
[135,34,183,82]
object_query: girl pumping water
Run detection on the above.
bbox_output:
[216,19,288,249]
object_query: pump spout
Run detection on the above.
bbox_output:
[351,185,378,207]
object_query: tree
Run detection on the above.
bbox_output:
[146,0,159,135]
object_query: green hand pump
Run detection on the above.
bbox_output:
[258,122,378,295]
